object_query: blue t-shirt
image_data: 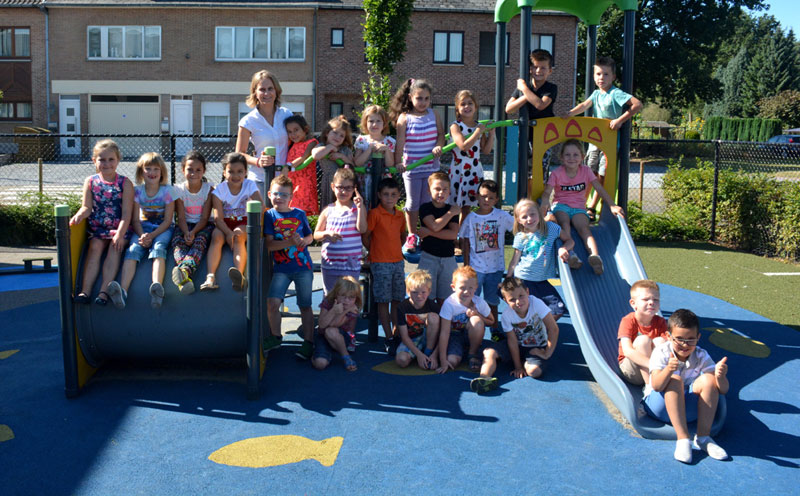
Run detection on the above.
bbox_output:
[512,222,561,282]
[590,86,633,120]
[264,208,313,273]
[135,184,174,230]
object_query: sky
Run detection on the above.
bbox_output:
[752,0,800,36]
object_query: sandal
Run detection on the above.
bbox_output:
[94,291,109,306]
[228,267,247,292]
[586,207,597,222]
[342,354,357,372]
[200,274,218,291]
[468,353,482,373]
[74,292,90,304]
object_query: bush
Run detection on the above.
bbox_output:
[758,90,800,129]
[627,202,708,242]
[685,130,700,140]
[701,116,782,141]
[0,193,81,246]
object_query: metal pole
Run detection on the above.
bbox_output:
[638,161,644,205]
[618,9,636,212]
[366,152,383,342]
[245,200,262,400]
[517,6,532,201]
[710,141,720,241]
[55,204,79,398]
[585,25,597,114]
[493,21,507,186]
[169,134,176,185]
[38,158,43,195]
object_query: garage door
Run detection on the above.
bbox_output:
[89,95,160,159]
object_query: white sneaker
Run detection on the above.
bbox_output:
[674,438,692,463]
[693,435,729,460]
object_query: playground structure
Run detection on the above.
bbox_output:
[51,0,726,439]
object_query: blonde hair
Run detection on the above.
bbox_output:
[454,90,478,120]
[92,139,122,161]
[452,265,477,284]
[405,269,432,291]
[428,171,450,187]
[246,70,283,108]
[630,279,660,297]
[134,152,168,185]
[360,105,390,136]
[325,276,363,310]
[321,115,353,149]
[513,198,547,236]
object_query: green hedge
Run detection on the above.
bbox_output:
[0,193,82,246]
[702,116,782,141]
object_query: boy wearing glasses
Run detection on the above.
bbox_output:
[644,309,730,463]
[617,280,667,386]
[264,174,315,359]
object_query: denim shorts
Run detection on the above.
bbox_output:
[642,381,700,424]
[445,330,473,358]
[417,252,457,300]
[313,327,355,362]
[126,223,174,262]
[521,279,565,317]
[476,270,504,306]
[553,203,589,219]
[370,261,406,303]
[267,269,314,308]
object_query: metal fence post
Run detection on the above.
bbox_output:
[245,200,263,400]
[38,158,43,195]
[55,204,79,398]
[710,140,720,242]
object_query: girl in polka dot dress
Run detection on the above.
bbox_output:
[449,90,495,223]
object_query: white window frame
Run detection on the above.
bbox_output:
[87,26,161,60]
[215,26,305,62]
[201,102,230,142]
[532,34,555,61]
[433,31,463,64]
[238,102,251,122]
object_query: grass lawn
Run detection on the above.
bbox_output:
[504,241,800,331]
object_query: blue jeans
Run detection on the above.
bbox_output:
[267,270,314,308]
[475,270,504,306]
[126,223,174,261]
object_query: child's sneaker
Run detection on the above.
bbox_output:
[228,267,247,292]
[674,438,693,464]
[149,282,164,309]
[107,281,126,309]
[384,336,398,356]
[469,376,498,394]
[262,334,283,352]
[403,234,417,252]
[693,435,729,460]
[568,253,583,270]
[172,266,194,295]
[490,328,506,342]
[588,254,604,275]
[295,340,313,360]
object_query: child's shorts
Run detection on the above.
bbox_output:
[586,145,607,176]
[618,357,645,386]
[396,330,427,356]
[402,174,432,212]
[417,252,456,301]
[371,261,406,303]
[445,330,475,358]
[521,279,566,317]
[552,203,589,220]
[642,383,700,424]
[487,339,548,372]
[313,327,356,362]
[223,217,247,231]
[476,270,504,306]
[267,270,314,308]
[126,223,174,262]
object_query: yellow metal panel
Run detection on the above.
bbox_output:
[68,220,97,388]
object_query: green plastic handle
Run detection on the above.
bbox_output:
[404,119,515,172]
[295,155,345,172]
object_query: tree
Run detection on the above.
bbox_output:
[758,90,800,128]
[361,0,414,110]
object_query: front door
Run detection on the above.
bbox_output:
[59,96,81,155]
[170,99,193,157]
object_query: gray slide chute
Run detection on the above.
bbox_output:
[558,207,726,440]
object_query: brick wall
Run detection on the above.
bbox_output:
[316,9,577,132]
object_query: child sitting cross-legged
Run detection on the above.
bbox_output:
[644,309,730,463]
[395,270,440,370]
[472,276,559,394]
[436,265,494,375]
[312,276,362,372]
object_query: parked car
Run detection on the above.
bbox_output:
[765,135,800,159]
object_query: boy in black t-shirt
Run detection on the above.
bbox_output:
[396,270,440,370]
[417,172,460,306]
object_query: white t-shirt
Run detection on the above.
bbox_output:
[212,179,259,219]
[238,106,293,183]
[174,181,212,224]
[458,208,515,273]
[500,295,551,347]
[645,341,715,396]
[439,293,491,333]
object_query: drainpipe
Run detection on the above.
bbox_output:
[39,1,51,128]
[312,8,317,129]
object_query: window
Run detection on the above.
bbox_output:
[331,28,343,47]
[479,106,494,121]
[432,105,456,127]
[0,102,32,120]
[330,102,343,118]
[0,27,30,58]
[478,32,510,66]
[201,102,230,140]
[87,26,161,60]
[238,102,251,122]
[433,31,463,64]
[215,27,305,61]
[532,34,554,63]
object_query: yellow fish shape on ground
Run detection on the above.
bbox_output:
[705,327,771,358]
[372,360,474,376]
[209,435,343,468]
[0,350,20,360]
[0,425,14,443]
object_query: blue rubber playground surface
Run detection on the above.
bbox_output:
[1,267,799,495]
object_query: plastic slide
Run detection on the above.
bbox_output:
[557,206,726,440]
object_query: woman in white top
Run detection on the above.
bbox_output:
[235,69,294,201]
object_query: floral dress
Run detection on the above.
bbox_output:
[88,173,126,239]
[287,138,319,215]
[449,120,484,207]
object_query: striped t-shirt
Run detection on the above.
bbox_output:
[402,108,440,177]
[321,203,363,273]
